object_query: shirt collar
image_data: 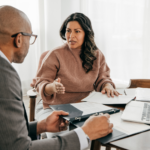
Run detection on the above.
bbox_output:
[0,50,11,64]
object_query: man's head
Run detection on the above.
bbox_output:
[0,5,36,63]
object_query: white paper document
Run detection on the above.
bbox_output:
[124,88,136,97]
[81,91,134,104]
[71,102,112,116]
[135,88,150,101]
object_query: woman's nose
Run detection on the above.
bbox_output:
[69,32,75,38]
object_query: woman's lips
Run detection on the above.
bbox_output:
[69,41,76,45]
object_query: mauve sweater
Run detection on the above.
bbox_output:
[34,44,115,109]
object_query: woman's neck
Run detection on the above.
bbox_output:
[68,44,82,54]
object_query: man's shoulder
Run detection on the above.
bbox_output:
[0,56,20,81]
[0,56,11,67]
[0,56,17,71]
[0,57,22,100]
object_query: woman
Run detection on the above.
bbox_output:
[34,13,119,138]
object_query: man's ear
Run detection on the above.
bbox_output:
[14,33,22,48]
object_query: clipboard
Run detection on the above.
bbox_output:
[50,102,120,122]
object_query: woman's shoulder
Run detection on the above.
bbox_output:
[94,48,104,57]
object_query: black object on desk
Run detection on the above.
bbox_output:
[73,120,127,144]
[50,103,120,122]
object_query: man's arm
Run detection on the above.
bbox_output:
[30,130,80,150]
[33,111,113,150]
[0,98,80,150]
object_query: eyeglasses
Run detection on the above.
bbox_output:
[11,32,38,45]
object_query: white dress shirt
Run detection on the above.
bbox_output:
[74,127,89,150]
[0,50,89,150]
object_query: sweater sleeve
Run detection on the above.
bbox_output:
[34,51,59,104]
[94,50,115,92]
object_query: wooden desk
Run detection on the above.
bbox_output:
[90,105,126,150]
[70,101,127,150]
[111,130,150,150]
[72,89,129,150]
[28,79,150,150]
[90,89,150,150]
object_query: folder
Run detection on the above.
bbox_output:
[50,102,120,122]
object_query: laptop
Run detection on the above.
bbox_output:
[121,101,150,124]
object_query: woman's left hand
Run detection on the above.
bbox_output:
[101,83,120,97]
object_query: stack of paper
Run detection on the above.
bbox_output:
[82,91,134,105]
[135,88,150,102]
[124,88,136,97]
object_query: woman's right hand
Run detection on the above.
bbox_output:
[52,78,65,94]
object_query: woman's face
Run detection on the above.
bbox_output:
[65,21,85,49]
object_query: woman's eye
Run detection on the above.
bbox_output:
[76,31,80,33]
[66,30,70,32]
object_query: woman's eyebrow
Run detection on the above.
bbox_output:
[74,28,83,30]
[66,28,83,30]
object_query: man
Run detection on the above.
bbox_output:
[0,5,113,150]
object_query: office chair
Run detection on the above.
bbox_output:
[27,50,49,122]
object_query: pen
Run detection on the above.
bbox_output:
[124,90,127,95]
[72,108,120,122]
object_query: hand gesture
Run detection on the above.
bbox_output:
[81,114,113,140]
[53,78,65,94]
[101,83,120,97]
[45,111,69,132]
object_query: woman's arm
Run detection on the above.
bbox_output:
[34,51,64,103]
[44,78,65,96]
[94,50,119,97]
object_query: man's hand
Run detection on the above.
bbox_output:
[45,110,69,132]
[101,83,120,97]
[81,114,113,140]
[37,111,69,135]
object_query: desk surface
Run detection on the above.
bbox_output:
[111,130,150,150]
[106,88,150,150]
[75,88,150,150]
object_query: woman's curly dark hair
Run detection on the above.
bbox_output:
[60,13,98,73]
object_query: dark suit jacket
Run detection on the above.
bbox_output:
[0,56,80,150]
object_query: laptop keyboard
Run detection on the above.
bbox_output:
[141,103,150,121]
